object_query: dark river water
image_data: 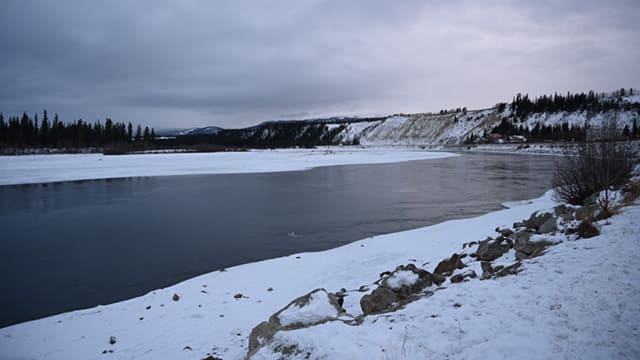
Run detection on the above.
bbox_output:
[0,152,558,327]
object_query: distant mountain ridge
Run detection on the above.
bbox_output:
[156,126,224,137]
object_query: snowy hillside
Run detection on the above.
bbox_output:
[327,97,639,146]
[219,92,640,147]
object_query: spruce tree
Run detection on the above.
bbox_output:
[127,122,133,142]
[143,126,151,142]
[41,110,49,147]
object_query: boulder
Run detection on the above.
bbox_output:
[524,211,554,231]
[480,261,494,279]
[494,262,522,277]
[450,270,477,283]
[475,239,510,261]
[379,264,434,296]
[537,216,558,234]
[361,264,436,315]
[433,253,465,276]
[495,227,514,237]
[514,238,554,260]
[360,287,399,315]
[553,205,574,222]
[246,288,343,358]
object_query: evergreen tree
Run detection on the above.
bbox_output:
[127,122,133,141]
[41,110,49,147]
[135,124,142,142]
[143,126,151,142]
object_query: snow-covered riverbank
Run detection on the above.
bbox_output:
[2,187,638,359]
[0,148,456,186]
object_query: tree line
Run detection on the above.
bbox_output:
[0,111,155,149]
[508,88,637,118]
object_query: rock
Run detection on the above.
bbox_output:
[380,264,434,296]
[475,239,510,261]
[247,321,280,358]
[553,205,574,222]
[514,236,553,260]
[361,264,436,315]
[494,262,522,277]
[537,216,558,234]
[202,356,223,360]
[512,230,533,244]
[172,293,180,301]
[360,287,399,315]
[109,336,117,345]
[234,293,243,299]
[433,253,465,276]
[524,211,554,230]
[432,273,447,286]
[495,227,514,237]
[480,261,494,279]
[246,288,343,358]
[450,270,476,284]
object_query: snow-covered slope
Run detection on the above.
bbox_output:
[349,109,498,145]
[328,107,639,146]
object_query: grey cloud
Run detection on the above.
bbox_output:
[1,0,638,128]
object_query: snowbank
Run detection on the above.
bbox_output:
[2,189,638,359]
[0,148,456,186]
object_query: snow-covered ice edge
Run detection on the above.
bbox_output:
[2,187,638,359]
[0,148,456,186]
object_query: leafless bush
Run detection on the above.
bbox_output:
[552,118,638,205]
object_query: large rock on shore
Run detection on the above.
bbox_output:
[361,264,436,315]
[246,288,343,359]
[475,238,510,261]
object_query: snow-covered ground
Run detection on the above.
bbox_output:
[0,148,455,186]
[1,189,638,359]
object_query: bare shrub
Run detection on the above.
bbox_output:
[576,219,600,238]
[552,118,638,205]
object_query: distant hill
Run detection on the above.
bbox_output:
[156,126,224,137]
[161,89,640,148]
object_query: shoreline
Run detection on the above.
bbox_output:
[1,187,638,359]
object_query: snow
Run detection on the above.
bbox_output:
[2,187,638,359]
[277,290,339,327]
[0,148,456,186]
[385,270,419,289]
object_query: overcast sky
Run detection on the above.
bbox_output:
[1,1,639,129]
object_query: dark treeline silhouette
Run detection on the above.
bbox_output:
[0,110,155,150]
[509,88,638,118]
